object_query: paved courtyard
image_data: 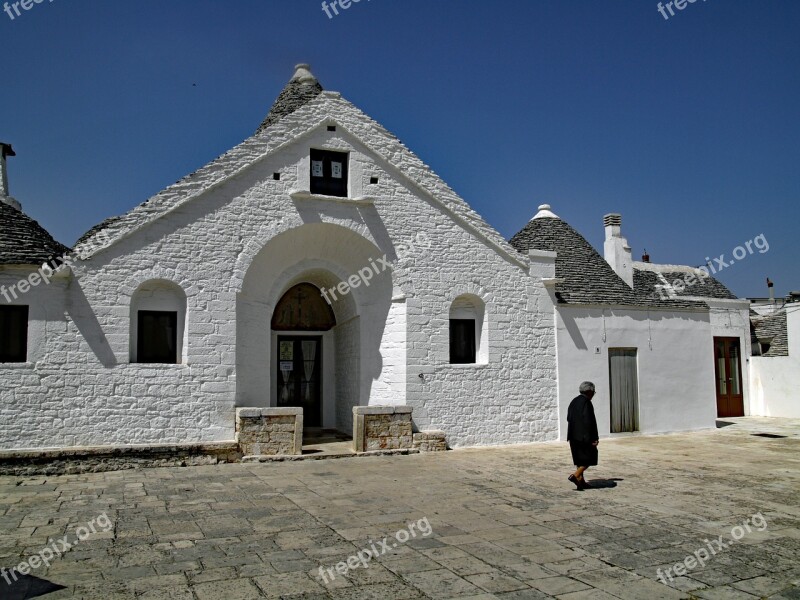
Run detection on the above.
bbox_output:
[1,418,798,600]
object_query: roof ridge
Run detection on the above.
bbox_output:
[75,92,525,268]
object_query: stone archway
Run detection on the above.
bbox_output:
[235,222,405,434]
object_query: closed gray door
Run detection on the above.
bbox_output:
[609,349,639,433]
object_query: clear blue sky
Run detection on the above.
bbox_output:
[2,0,798,298]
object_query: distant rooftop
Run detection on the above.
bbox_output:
[509,204,705,310]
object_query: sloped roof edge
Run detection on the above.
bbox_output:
[75,92,526,269]
[0,201,71,266]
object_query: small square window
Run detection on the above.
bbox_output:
[327,125,337,132]
[450,319,476,364]
[137,310,178,364]
[0,305,28,363]
[370,176,379,185]
[273,172,281,181]
[310,149,348,197]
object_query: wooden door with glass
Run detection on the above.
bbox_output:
[277,336,323,427]
[714,337,744,418]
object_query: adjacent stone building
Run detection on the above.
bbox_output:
[750,306,800,418]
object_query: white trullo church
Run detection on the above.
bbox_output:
[0,65,753,453]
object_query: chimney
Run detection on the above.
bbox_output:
[767,277,775,305]
[0,143,22,211]
[603,213,633,287]
[642,248,650,263]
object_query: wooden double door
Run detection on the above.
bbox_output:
[277,336,323,427]
[714,337,744,418]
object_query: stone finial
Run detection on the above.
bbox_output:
[291,63,317,84]
[533,204,559,220]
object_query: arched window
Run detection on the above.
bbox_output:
[271,283,336,331]
[130,280,186,364]
[449,294,487,364]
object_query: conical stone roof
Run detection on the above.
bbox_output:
[509,205,704,309]
[255,64,323,135]
[0,201,71,266]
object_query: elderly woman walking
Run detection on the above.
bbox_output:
[567,381,599,490]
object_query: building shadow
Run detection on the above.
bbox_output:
[0,571,66,599]
[66,280,117,367]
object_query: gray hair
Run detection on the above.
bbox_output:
[579,381,596,394]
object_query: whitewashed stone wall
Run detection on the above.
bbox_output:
[0,91,560,449]
[555,306,717,439]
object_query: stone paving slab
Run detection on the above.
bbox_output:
[0,417,798,599]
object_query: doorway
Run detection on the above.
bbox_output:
[277,336,323,428]
[609,348,640,433]
[714,337,744,417]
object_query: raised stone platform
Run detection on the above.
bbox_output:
[353,405,413,452]
[236,407,303,456]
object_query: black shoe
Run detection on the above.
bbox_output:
[578,479,592,490]
[568,474,582,489]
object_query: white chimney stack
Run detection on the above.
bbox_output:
[0,142,22,211]
[603,213,633,288]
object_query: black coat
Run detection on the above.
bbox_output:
[567,394,598,443]
[567,394,599,466]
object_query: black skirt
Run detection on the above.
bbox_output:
[569,440,598,467]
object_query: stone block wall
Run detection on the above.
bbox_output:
[236,408,302,456]
[353,406,412,452]
[412,431,447,452]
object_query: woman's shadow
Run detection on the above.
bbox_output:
[584,478,623,489]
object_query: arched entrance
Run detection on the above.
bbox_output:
[236,222,405,434]
[271,283,336,427]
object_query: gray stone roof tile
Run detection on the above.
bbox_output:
[637,267,738,300]
[0,201,71,266]
[255,64,323,135]
[509,216,705,310]
[751,310,789,357]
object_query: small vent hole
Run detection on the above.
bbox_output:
[370,177,379,185]
[273,173,281,181]
[327,125,336,132]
